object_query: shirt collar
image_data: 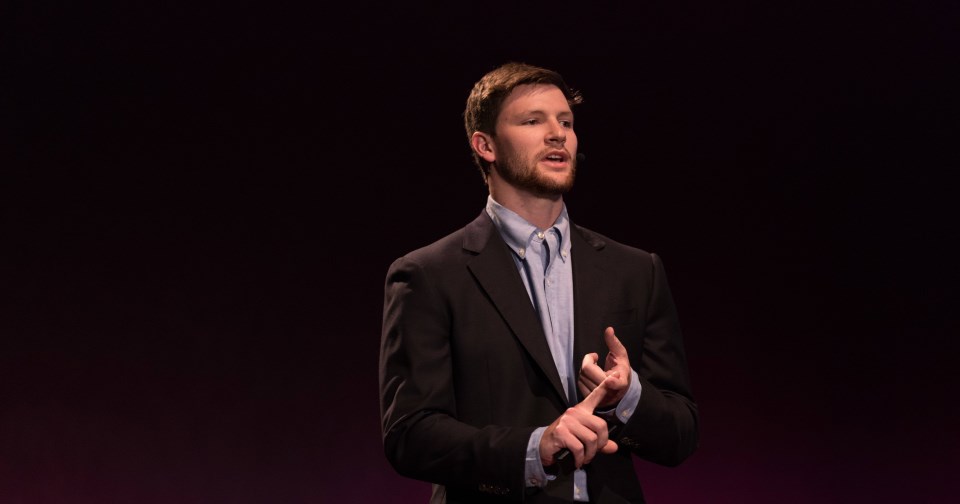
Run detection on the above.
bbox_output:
[485,195,570,262]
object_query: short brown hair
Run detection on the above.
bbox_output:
[463,62,583,179]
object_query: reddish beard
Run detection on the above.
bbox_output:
[494,146,577,197]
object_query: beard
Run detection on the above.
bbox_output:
[494,145,577,197]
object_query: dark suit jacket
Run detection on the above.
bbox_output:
[380,211,698,503]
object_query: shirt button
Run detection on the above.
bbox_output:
[537,231,544,239]
[529,478,540,486]
[621,409,632,419]
[518,248,525,258]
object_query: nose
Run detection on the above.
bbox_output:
[546,120,566,147]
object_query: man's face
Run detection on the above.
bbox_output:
[491,83,578,197]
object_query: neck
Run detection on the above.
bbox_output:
[489,180,564,230]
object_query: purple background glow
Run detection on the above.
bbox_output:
[4,2,958,502]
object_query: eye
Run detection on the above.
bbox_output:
[559,119,573,128]
[522,118,539,125]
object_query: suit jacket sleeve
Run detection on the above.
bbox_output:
[379,255,534,496]
[615,252,699,466]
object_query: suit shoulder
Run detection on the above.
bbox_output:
[387,225,472,275]
[389,212,493,270]
[408,228,465,259]
[573,224,656,262]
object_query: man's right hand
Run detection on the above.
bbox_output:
[538,373,620,469]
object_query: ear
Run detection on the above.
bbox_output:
[470,132,497,164]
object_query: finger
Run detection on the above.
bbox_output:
[581,352,599,367]
[591,415,609,457]
[579,352,606,398]
[578,377,603,400]
[604,327,628,357]
[580,356,606,387]
[581,352,599,370]
[566,421,599,465]
[577,379,593,398]
[568,410,611,466]
[579,372,618,411]
[554,425,587,468]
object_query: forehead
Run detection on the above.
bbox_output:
[498,84,572,118]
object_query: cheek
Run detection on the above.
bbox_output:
[525,136,546,155]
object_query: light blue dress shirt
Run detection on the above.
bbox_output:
[485,196,642,502]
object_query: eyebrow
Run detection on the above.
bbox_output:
[513,109,574,118]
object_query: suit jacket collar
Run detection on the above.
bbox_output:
[464,212,567,403]
[569,223,610,402]
[463,211,611,405]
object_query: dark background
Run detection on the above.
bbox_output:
[3,1,958,502]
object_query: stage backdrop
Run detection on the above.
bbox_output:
[4,2,957,502]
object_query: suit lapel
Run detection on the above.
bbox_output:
[571,224,608,402]
[464,212,567,404]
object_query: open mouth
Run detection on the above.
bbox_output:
[542,151,569,163]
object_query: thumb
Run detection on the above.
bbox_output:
[604,326,627,357]
[600,439,619,455]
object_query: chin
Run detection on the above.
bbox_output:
[533,175,575,196]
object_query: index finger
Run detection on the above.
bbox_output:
[578,372,619,411]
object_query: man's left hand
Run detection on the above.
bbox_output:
[578,326,630,409]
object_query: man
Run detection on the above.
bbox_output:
[379,62,698,503]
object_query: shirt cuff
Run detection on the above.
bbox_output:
[597,369,642,425]
[524,427,555,487]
